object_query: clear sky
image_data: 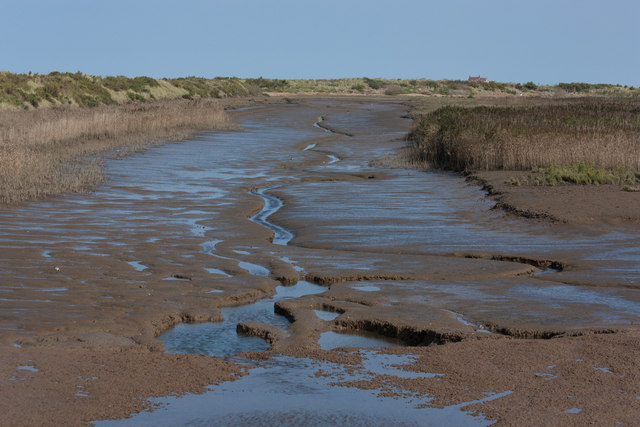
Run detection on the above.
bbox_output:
[1,0,638,85]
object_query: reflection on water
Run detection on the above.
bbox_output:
[94,354,507,427]
[318,331,403,350]
[279,176,640,285]
[160,281,326,358]
[314,310,340,321]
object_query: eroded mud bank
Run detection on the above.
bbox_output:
[1,99,639,425]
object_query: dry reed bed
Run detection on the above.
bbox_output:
[408,100,640,172]
[0,99,233,204]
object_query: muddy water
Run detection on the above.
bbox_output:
[2,100,640,425]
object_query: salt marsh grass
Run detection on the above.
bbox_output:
[408,100,640,173]
[0,99,232,204]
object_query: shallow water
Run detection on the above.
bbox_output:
[160,281,326,358]
[318,331,403,350]
[250,186,294,246]
[314,310,340,321]
[95,354,507,427]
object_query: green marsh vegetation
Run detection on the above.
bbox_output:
[408,99,640,189]
[0,72,278,110]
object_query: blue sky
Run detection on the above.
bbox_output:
[1,0,638,85]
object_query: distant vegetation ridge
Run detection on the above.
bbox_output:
[1,71,637,110]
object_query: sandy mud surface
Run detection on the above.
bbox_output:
[473,170,640,225]
[1,98,639,425]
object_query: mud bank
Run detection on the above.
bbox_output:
[1,99,639,425]
[470,170,640,225]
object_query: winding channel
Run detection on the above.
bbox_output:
[249,186,293,246]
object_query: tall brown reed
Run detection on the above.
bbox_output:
[408,100,640,172]
[0,99,233,204]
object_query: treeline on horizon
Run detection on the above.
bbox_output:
[1,71,637,110]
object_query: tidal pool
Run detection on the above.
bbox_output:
[95,355,509,427]
[160,281,326,358]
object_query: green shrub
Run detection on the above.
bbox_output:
[384,85,403,95]
[363,77,385,90]
[126,91,146,102]
[536,164,638,186]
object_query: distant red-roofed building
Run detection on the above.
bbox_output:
[468,76,488,82]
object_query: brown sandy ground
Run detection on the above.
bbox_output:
[299,331,640,426]
[1,344,243,426]
[472,170,640,225]
[241,295,640,426]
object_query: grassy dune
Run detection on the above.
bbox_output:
[407,99,640,187]
[0,72,272,110]
[2,72,638,111]
[0,99,232,204]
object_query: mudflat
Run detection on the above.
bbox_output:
[472,170,640,225]
[1,98,639,426]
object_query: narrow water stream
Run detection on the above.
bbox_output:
[250,186,294,246]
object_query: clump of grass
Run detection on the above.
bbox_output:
[0,99,233,204]
[408,100,640,173]
[505,176,529,186]
[533,164,639,186]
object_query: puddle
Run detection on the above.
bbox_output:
[37,288,68,292]
[303,143,316,151]
[314,310,340,321]
[564,408,582,414]
[127,261,148,271]
[535,373,557,380]
[16,365,38,372]
[444,309,491,334]
[202,239,269,277]
[313,117,332,133]
[318,331,403,350]
[94,355,507,427]
[534,267,559,276]
[359,350,443,379]
[160,281,326,358]
[352,285,381,292]
[327,154,340,164]
[203,267,232,277]
[278,256,304,272]
[237,261,269,277]
[201,239,223,255]
[207,289,224,294]
[233,250,251,255]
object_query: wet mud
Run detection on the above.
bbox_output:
[1,98,639,425]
